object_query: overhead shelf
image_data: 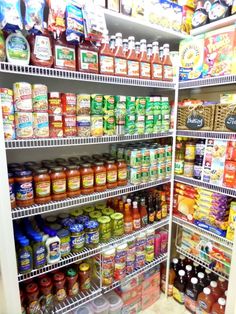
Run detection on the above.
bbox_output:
[179,74,236,89]
[190,15,236,36]
[177,130,236,141]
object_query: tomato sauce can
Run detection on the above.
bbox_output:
[63,115,77,137]
[49,114,63,138]
[48,92,62,115]
[32,84,48,112]
[61,93,76,115]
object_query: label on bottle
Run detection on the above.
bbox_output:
[81,278,91,291]
[140,62,150,77]
[174,160,184,174]
[141,215,148,226]
[196,300,209,314]
[60,241,71,256]
[80,49,98,71]
[149,212,155,223]
[173,286,184,304]
[35,181,50,197]
[71,234,85,250]
[128,60,139,77]
[133,218,141,230]
[68,177,80,191]
[68,282,79,297]
[18,250,32,272]
[34,35,52,61]
[85,230,99,245]
[56,288,66,301]
[100,55,114,73]
[107,170,117,183]
[34,245,46,268]
[118,168,127,181]
[95,172,106,186]
[115,57,127,75]
[163,65,173,80]
[9,182,15,204]
[49,241,60,261]
[15,181,33,201]
[124,221,133,233]
[156,210,162,221]
[82,174,94,188]
[55,45,76,69]
[185,295,197,313]
[152,63,163,79]
[28,301,40,314]
[52,179,66,194]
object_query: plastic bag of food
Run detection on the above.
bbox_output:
[65,2,84,43]
[24,0,45,33]
[47,0,67,33]
[0,0,23,31]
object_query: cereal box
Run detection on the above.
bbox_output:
[203,25,236,77]
[179,35,204,81]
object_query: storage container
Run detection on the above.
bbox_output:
[105,292,123,314]
[75,304,94,314]
[91,296,110,314]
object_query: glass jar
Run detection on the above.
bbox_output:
[111,213,124,237]
[8,172,16,208]
[57,228,71,257]
[97,216,111,241]
[38,276,53,307]
[53,272,67,302]
[84,220,99,248]
[89,211,102,221]
[34,168,51,204]
[117,159,128,186]
[94,161,107,192]
[50,167,67,201]
[70,224,85,253]
[25,283,40,313]
[66,268,79,297]
[78,263,91,292]
[106,160,118,189]
[80,163,94,194]
[15,170,34,207]
[66,165,81,197]
[185,141,196,162]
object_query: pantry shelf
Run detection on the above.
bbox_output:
[174,175,236,198]
[0,62,175,89]
[12,178,170,219]
[179,74,236,89]
[54,283,102,314]
[102,253,167,294]
[173,216,233,249]
[176,130,236,141]
[176,246,229,281]
[5,132,173,150]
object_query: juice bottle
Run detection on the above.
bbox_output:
[168,258,179,296]
[99,35,114,75]
[162,43,173,81]
[139,39,151,79]
[179,255,186,269]
[150,41,163,80]
[196,287,215,313]
[211,298,226,314]
[173,270,186,304]
[139,197,148,227]
[124,203,133,234]
[185,264,194,280]
[197,272,207,292]
[209,281,223,302]
[175,137,185,175]
[185,277,201,313]
[114,33,127,76]
[217,277,228,293]
[193,262,201,275]
[77,40,99,74]
[132,201,141,231]
[118,200,124,213]
[127,36,140,78]
[205,269,216,285]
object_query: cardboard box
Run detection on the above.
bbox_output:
[141,286,161,311]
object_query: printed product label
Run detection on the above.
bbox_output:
[140,62,150,77]
[55,45,75,69]
[115,57,127,75]
[81,278,91,291]
[35,181,50,197]
[163,65,173,80]
[60,241,70,256]
[71,234,85,250]
[173,287,184,304]
[152,63,163,79]
[52,179,66,194]
[18,250,31,272]
[49,241,60,261]
[82,174,94,188]
[149,212,155,223]
[80,50,98,71]
[28,301,40,314]
[175,161,184,174]
[107,170,117,183]
[34,36,52,60]
[124,221,133,233]
[142,215,148,226]
[8,35,29,61]
[68,282,79,297]
[133,218,141,230]
[35,245,46,267]
[56,288,66,302]
[95,172,106,186]
[118,168,127,180]
[100,55,114,73]
[185,295,197,313]
[128,60,139,76]
[9,182,15,203]
[68,177,80,191]
[85,230,99,245]
[15,181,33,201]
[126,260,135,272]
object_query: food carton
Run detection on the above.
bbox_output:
[181,6,194,34]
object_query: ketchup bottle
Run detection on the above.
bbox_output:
[114,33,127,76]
[150,41,163,80]
[127,36,140,78]
[99,34,114,75]
[162,43,173,81]
[139,39,151,79]
[77,39,99,74]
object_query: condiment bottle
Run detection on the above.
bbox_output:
[78,263,91,291]
[106,160,118,189]
[185,277,201,313]
[196,287,215,313]
[162,44,173,81]
[8,172,16,208]
[168,258,179,296]
[99,35,114,75]
[209,281,223,302]
[122,38,128,55]
[127,36,140,78]
[66,165,81,197]
[217,277,228,293]
[147,196,155,223]
[39,276,53,308]
[32,233,46,269]
[77,40,99,74]
[94,161,107,192]
[211,297,226,314]
[197,272,207,292]
[66,268,79,297]
[17,237,33,274]
[139,39,151,79]
[34,168,51,204]
[25,283,40,313]
[139,198,148,227]
[53,272,67,302]
[173,269,186,304]
[185,264,194,280]
[50,167,67,201]
[124,203,133,234]
[150,41,163,80]
[45,229,61,264]
[114,33,127,76]
[132,201,141,230]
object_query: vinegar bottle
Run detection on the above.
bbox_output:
[99,35,114,75]
[150,41,163,80]
[127,36,140,78]
[162,43,173,81]
[114,32,127,76]
[139,39,151,79]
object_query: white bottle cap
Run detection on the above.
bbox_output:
[127,198,131,204]
[140,39,147,44]
[191,277,198,285]
[179,255,185,261]
[128,36,135,41]
[152,41,159,46]
[178,270,185,276]
[203,287,211,295]
[173,258,178,264]
[218,298,226,306]
[133,201,138,207]
[115,33,122,37]
[186,265,193,272]
[218,277,226,282]
[198,272,205,279]
[210,281,217,288]
[193,262,199,267]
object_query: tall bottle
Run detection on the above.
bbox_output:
[209,281,223,302]
[150,41,163,80]
[197,272,207,292]
[196,287,215,313]
[124,203,133,234]
[122,38,128,55]
[99,35,114,75]
[211,298,226,314]
[147,196,155,224]
[77,39,99,74]
[185,277,201,313]
[127,36,140,78]
[114,33,127,76]
[132,201,141,231]
[139,39,151,79]
[162,43,173,81]
[139,197,148,227]
[154,194,162,221]
[173,269,186,304]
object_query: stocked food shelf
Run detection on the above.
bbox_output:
[5,132,173,150]
[102,253,167,293]
[174,175,236,198]
[173,216,233,249]
[176,130,236,141]
[18,218,169,283]
[54,283,101,314]
[179,75,236,89]
[0,62,175,89]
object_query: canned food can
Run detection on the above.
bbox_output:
[77,115,91,137]
[0,88,13,116]
[91,94,103,115]
[104,95,115,114]
[117,145,125,159]
[13,82,32,112]
[48,92,62,115]
[130,149,142,168]
[124,147,131,164]
[153,96,161,115]
[130,167,142,185]
[141,147,150,167]
[141,166,150,183]
[110,144,117,157]
[32,84,48,112]
[125,115,135,135]
[126,96,135,115]
[76,94,90,115]
[145,97,154,115]
[33,112,49,138]
[145,115,154,134]
[15,112,33,139]
[184,161,194,177]
[103,115,116,135]
[157,162,166,180]
[165,144,172,160]
[49,114,63,138]
[153,115,162,133]
[149,164,158,181]
[91,115,103,137]
[135,97,146,115]
[166,160,172,178]
[63,115,77,137]
[135,115,145,135]
[150,146,158,164]
[61,93,76,115]
[157,145,165,162]
[3,115,15,139]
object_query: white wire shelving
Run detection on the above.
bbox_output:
[12,178,170,219]
[102,253,167,294]
[173,216,233,249]
[179,75,236,89]
[5,132,173,150]
[0,62,175,89]
[175,175,236,198]
[176,130,236,141]
[18,218,169,282]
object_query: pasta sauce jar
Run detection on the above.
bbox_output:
[8,172,16,208]
[80,163,94,195]
[34,168,51,204]
[106,160,118,189]
[117,159,128,186]
[94,162,107,192]
[50,167,67,201]
[66,165,80,197]
[15,170,34,207]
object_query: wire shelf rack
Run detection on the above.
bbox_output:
[179,75,236,89]
[173,216,233,249]
[12,178,170,219]
[174,175,236,198]
[5,132,173,149]
[0,62,175,89]
[176,130,236,141]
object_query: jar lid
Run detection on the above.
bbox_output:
[94,161,104,166]
[111,213,124,220]
[50,223,61,231]
[70,223,84,233]
[39,276,52,287]
[68,157,80,163]
[84,220,99,229]
[26,283,39,294]
[106,160,115,164]
[45,216,57,223]
[89,211,102,219]
[102,208,115,216]
[103,246,116,256]
[66,165,78,170]
[58,213,69,220]
[70,208,83,217]
[35,168,48,175]
[79,263,90,272]
[24,161,38,167]
[83,206,95,213]
[53,272,65,281]
[117,159,125,162]
[92,154,102,160]
[66,267,77,277]
[51,167,63,172]
[15,170,32,177]
[55,158,67,163]
[57,228,70,238]
[97,216,111,224]
[81,163,92,167]
[62,217,75,227]
[76,215,90,225]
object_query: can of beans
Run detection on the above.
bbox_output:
[130,149,142,168]
[130,167,142,185]
[13,82,32,112]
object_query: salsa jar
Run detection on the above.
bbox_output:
[25,283,40,313]
[8,172,16,208]
[78,263,91,292]
[15,171,34,207]
[84,220,99,248]
[66,268,79,297]
[94,162,107,192]
[117,159,128,186]
[70,224,85,253]
[50,167,67,201]
[106,160,118,189]
[34,168,51,204]
[38,276,53,307]
[66,165,81,197]
[80,163,94,195]
[53,272,67,302]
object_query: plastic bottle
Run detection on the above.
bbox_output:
[99,34,114,75]
[45,229,61,264]
[217,277,228,293]
[17,237,33,274]
[114,33,127,76]
[150,41,163,80]
[185,264,194,280]
[209,281,223,302]
[147,196,155,223]
[197,287,215,313]
[185,277,201,313]
[162,43,173,81]
[139,198,148,227]
[197,272,207,292]
[124,203,133,234]
[32,233,46,269]
[211,298,226,314]
[127,36,140,78]
[173,269,186,304]
[6,31,30,65]
[139,39,150,79]
[132,201,141,231]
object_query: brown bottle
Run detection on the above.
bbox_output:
[77,40,99,74]
[196,287,215,313]
[139,39,150,79]
[114,33,127,76]
[197,272,207,292]
[185,277,201,313]
[185,264,194,280]
[209,281,223,302]
[173,269,186,304]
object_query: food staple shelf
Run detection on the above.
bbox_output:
[173,216,233,249]
[102,253,167,294]
[0,62,175,89]
[18,218,169,283]
[12,178,170,219]
[179,75,236,89]
[176,246,229,281]
[54,283,101,314]
[5,132,173,149]
[174,175,236,198]
[176,130,236,141]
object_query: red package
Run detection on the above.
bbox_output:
[226,141,236,161]
[63,115,77,137]
[49,114,63,138]
[223,161,236,188]
[48,92,62,115]
[61,93,76,115]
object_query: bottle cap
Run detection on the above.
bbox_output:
[163,43,169,48]
[210,281,217,288]
[128,36,135,41]
[203,287,211,295]
[218,298,226,306]
[179,255,185,261]
[173,258,178,264]
[178,270,185,276]
[115,33,122,37]
[186,265,192,272]
[218,277,226,282]
[197,272,205,279]
[191,277,198,284]
[152,41,159,46]
[133,201,138,208]
[140,39,147,43]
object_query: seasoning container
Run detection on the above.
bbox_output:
[117,159,127,186]
[78,263,91,292]
[84,220,99,248]
[57,229,71,257]
[50,167,67,201]
[53,272,67,302]
[66,165,81,197]
[34,168,51,204]
[66,268,79,297]
[98,216,112,241]
[15,170,34,207]
[70,224,85,253]
[111,213,124,237]
[102,247,116,285]
[94,162,107,192]
[8,172,16,208]
[106,160,118,189]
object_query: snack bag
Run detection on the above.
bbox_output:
[47,0,67,33]
[24,0,45,33]
[65,2,84,43]
[0,0,23,31]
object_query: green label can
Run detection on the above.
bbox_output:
[145,115,154,134]
[153,96,161,115]
[157,145,165,162]
[126,96,135,115]
[103,115,116,135]
[153,115,162,133]
[130,167,142,185]
[149,164,158,181]
[125,115,136,135]
[135,115,145,135]
[141,166,150,183]
[165,144,172,160]
[125,147,131,164]
[141,147,150,167]
[103,95,115,114]
[110,144,117,157]
[145,97,154,115]
[91,94,103,115]
[135,97,146,115]
[150,146,158,164]
[117,145,125,159]
[130,149,142,168]
[157,162,166,179]
[161,97,170,132]
[166,160,172,177]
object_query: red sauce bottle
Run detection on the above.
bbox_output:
[127,36,139,78]
[162,43,173,81]
[139,39,151,79]
[99,35,114,75]
[151,41,163,80]
[122,38,128,56]
[77,40,99,74]
[114,33,127,76]
[54,31,76,71]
